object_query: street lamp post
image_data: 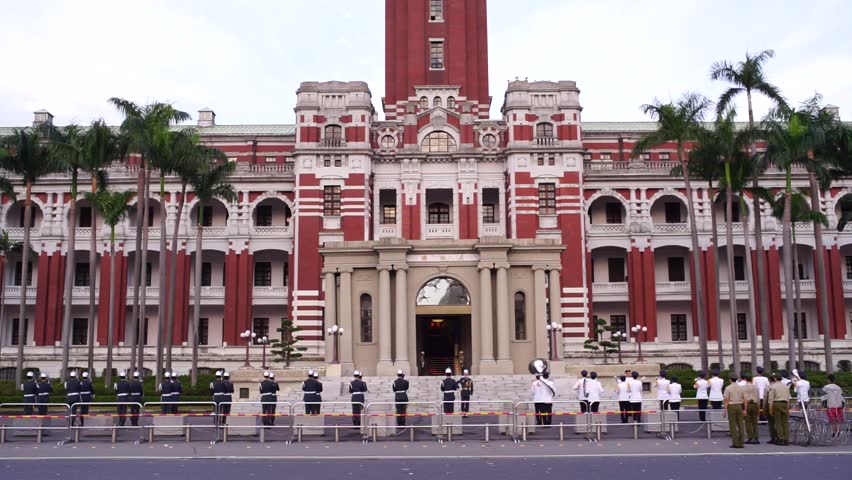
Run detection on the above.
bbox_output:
[240,330,257,367]
[326,325,344,365]
[545,322,563,361]
[631,325,648,362]
[260,336,269,369]
[613,331,626,364]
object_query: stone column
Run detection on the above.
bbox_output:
[377,265,394,375]
[323,271,337,364]
[479,265,497,373]
[495,264,513,372]
[548,268,562,359]
[533,266,548,360]
[337,268,354,373]
[394,267,411,373]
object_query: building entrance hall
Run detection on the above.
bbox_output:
[415,277,472,376]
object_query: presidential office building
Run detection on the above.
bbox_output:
[1,0,851,378]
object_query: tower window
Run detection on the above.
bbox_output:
[429,0,443,21]
[538,183,556,215]
[324,125,342,140]
[447,97,456,110]
[430,41,444,69]
[421,131,456,153]
[433,97,442,108]
[427,203,451,224]
[323,186,341,216]
[671,314,687,341]
[419,97,429,109]
[536,123,554,138]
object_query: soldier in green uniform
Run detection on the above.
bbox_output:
[723,375,745,448]
[767,374,791,445]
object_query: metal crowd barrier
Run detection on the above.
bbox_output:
[362,401,441,443]
[441,400,515,442]
[0,403,71,444]
[69,402,144,443]
[141,401,217,443]
[215,401,293,443]
[290,401,367,443]
[514,400,594,441]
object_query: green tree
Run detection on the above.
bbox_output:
[87,189,135,388]
[583,317,618,365]
[634,92,712,371]
[270,317,306,366]
[187,158,236,386]
[710,49,787,371]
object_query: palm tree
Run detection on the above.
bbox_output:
[710,49,787,370]
[109,98,190,382]
[80,120,120,376]
[0,129,63,388]
[187,158,236,386]
[634,92,712,371]
[0,231,24,362]
[88,189,135,388]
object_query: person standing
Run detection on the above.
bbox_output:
[221,371,234,425]
[128,372,143,427]
[572,370,590,413]
[709,370,724,410]
[159,372,172,414]
[615,376,630,423]
[668,377,682,415]
[22,371,37,416]
[259,371,276,427]
[348,370,367,426]
[65,371,82,426]
[36,373,52,417]
[459,369,474,418]
[114,371,130,426]
[170,372,182,414]
[393,370,409,428]
[792,372,810,406]
[753,366,770,423]
[655,370,671,411]
[767,374,791,445]
[586,372,603,413]
[821,374,845,434]
[723,375,746,448]
[531,373,555,427]
[694,371,710,421]
[302,371,320,415]
[440,368,458,414]
[268,372,280,425]
[540,372,556,425]
[79,372,94,427]
[743,375,760,444]
[312,371,323,415]
[627,371,643,423]
[211,370,225,426]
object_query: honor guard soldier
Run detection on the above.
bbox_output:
[259,371,276,427]
[573,370,590,413]
[615,375,630,423]
[302,370,321,415]
[694,371,710,421]
[159,372,173,414]
[655,370,671,411]
[170,372,183,414]
[37,373,52,417]
[459,369,474,417]
[128,372,143,426]
[627,371,643,423]
[743,375,760,444]
[114,371,131,426]
[767,374,791,445]
[22,371,37,415]
[313,371,323,414]
[268,372,280,425]
[668,377,683,413]
[709,369,725,409]
[586,372,603,413]
[65,371,83,425]
[440,368,458,414]
[349,370,368,426]
[753,366,770,420]
[79,372,94,427]
[211,371,225,425]
[393,370,409,427]
[723,375,746,448]
[220,371,233,424]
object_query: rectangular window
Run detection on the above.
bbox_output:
[667,257,685,282]
[659,153,670,160]
[640,153,651,161]
[200,262,212,287]
[252,318,270,344]
[74,262,90,287]
[323,156,331,167]
[256,206,273,227]
[608,257,626,283]
[671,314,687,341]
[846,256,852,280]
[793,312,807,339]
[78,207,92,228]
[482,188,499,224]
[265,156,276,163]
[379,189,397,225]
[198,318,209,346]
[323,186,341,216]
[227,157,237,163]
[201,207,213,227]
[482,204,497,224]
[734,256,746,281]
[429,0,443,20]
[14,262,32,286]
[736,313,748,340]
[548,155,555,166]
[537,155,544,166]
[430,40,444,69]
[11,318,29,346]
[605,203,622,224]
[664,202,682,223]
[360,294,373,343]
[610,315,627,338]
[254,262,272,287]
[600,153,612,161]
[514,292,527,341]
[145,263,152,287]
[72,318,87,346]
[538,183,556,215]
[140,318,149,345]
[147,206,155,227]
[798,263,809,280]
[334,156,342,167]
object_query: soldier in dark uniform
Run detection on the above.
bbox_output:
[210,370,225,426]
[128,372,143,427]
[313,371,323,414]
[440,368,458,414]
[65,371,82,426]
[268,372,280,425]
[259,371,276,427]
[393,370,409,427]
[171,371,183,414]
[459,369,474,418]
[302,370,320,415]
[159,371,173,414]
[221,371,233,425]
[36,373,52,416]
[114,371,131,426]
[349,370,368,426]
[22,371,37,415]
[79,372,94,427]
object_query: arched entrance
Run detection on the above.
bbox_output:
[415,277,472,375]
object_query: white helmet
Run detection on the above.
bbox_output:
[69,371,77,377]
[463,369,469,375]
[353,370,362,377]
[268,372,275,379]
[263,371,269,378]
[82,372,89,378]
[223,371,230,378]
[132,371,140,378]
[26,371,34,378]
[445,368,452,375]
[215,370,223,377]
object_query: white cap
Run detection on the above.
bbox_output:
[463,369,469,375]
[40,373,47,378]
[215,370,223,377]
[26,371,34,378]
[119,370,126,377]
[133,371,140,378]
[268,372,275,379]
[223,371,230,377]
[312,371,319,378]
[82,372,89,378]
[263,371,269,378]
[353,370,361,377]
[308,370,315,376]
[445,368,452,374]
[397,369,404,375]
[70,371,77,377]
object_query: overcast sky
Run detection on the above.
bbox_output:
[1,0,850,127]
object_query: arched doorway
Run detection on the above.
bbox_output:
[415,277,472,375]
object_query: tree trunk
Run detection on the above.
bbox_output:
[135,165,151,374]
[747,90,773,370]
[724,163,740,376]
[680,146,709,372]
[154,174,167,387]
[59,169,79,382]
[86,176,97,377]
[782,169,797,371]
[708,184,724,368]
[806,169,833,373]
[741,198,758,372]
[191,208,203,387]
[165,181,187,374]
[791,226,804,373]
[105,228,117,388]
[128,162,145,373]
[15,183,33,390]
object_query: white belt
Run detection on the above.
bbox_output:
[213,393,225,396]
[303,391,317,394]
[261,393,276,396]
[38,393,50,396]
[116,393,129,397]
[23,394,35,397]
[394,390,408,393]
[67,392,81,396]
[81,392,92,395]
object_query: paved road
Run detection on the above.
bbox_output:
[3,454,851,480]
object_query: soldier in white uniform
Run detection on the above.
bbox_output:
[627,371,643,423]
[655,370,671,410]
[586,372,603,413]
[694,371,710,421]
[709,369,725,410]
[752,366,770,420]
[615,376,630,423]
[668,377,682,413]
[793,371,810,405]
[572,370,590,413]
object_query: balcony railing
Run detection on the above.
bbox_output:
[251,225,292,236]
[534,137,557,146]
[376,224,399,238]
[719,281,749,293]
[3,286,37,298]
[844,280,852,292]
[715,223,744,232]
[189,226,228,237]
[4,227,39,238]
[247,163,294,175]
[656,281,691,294]
[481,223,503,236]
[253,286,288,298]
[189,286,226,298]
[591,282,628,296]
[653,223,688,233]
[321,138,344,148]
[425,223,454,239]
[126,286,160,298]
[588,223,627,233]
[71,286,99,298]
